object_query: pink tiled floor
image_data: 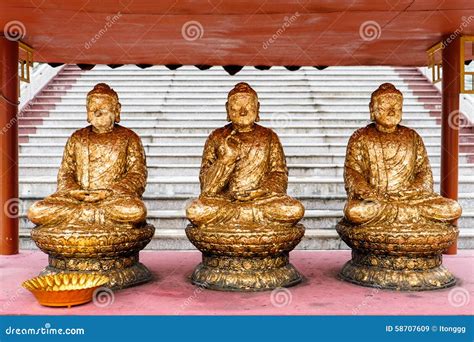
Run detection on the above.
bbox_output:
[1,250,473,315]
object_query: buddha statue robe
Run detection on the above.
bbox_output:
[28,124,147,227]
[343,123,462,225]
[186,123,304,226]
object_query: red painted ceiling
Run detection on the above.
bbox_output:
[1,0,473,66]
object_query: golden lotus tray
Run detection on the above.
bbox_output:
[22,273,109,307]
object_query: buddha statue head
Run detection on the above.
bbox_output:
[369,83,403,133]
[226,82,260,130]
[86,83,121,133]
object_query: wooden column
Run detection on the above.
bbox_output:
[0,36,19,255]
[441,36,461,255]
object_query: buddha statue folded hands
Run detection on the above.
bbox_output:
[185,82,305,291]
[28,124,147,228]
[28,83,155,289]
[336,83,462,291]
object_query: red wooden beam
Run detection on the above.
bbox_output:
[441,35,461,255]
[0,36,19,255]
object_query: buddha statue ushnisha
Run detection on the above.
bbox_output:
[336,83,462,291]
[185,82,305,291]
[28,83,155,289]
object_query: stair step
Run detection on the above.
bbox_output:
[22,133,473,144]
[35,93,441,100]
[17,163,474,178]
[20,142,461,155]
[18,176,474,197]
[18,153,474,165]
[59,69,419,75]
[22,104,438,112]
[17,193,474,211]
[22,135,473,145]
[43,87,440,95]
[18,116,441,121]
[20,126,448,136]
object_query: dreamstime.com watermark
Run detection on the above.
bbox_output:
[92,287,115,308]
[174,282,208,314]
[84,12,122,50]
[262,12,300,50]
[270,112,293,128]
[447,110,471,130]
[270,287,293,308]
[359,20,381,41]
[442,16,474,48]
[3,20,26,41]
[0,103,33,136]
[448,287,470,308]
[4,322,85,336]
[0,286,28,313]
[181,21,204,42]
[3,197,20,219]
[352,285,381,315]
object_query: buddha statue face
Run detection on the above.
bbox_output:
[86,84,121,133]
[370,83,403,132]
[226,83,260,130]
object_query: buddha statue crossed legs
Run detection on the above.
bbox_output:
[186,83,305,291]
[337,83,462,290]
[28,83,155,289]
[29,83,147,228]
[343,83,460,226]
[186,83,304,227]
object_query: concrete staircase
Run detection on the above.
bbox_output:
[18,65,474,250]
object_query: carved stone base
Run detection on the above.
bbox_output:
[336,220,459,291]
[40,255,153,290]
[186,223,305,291]
[339,252,456,291]
[31,223,155,290]
[191,254,302,291]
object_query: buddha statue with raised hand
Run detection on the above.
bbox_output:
[186,82,304,227]
[186,82,305,291]
[337,83,462,291]
[28,83,155,289]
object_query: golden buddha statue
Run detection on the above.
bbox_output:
[28,83,155,289]
[336,83,462,291]
[185,82,305,291]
